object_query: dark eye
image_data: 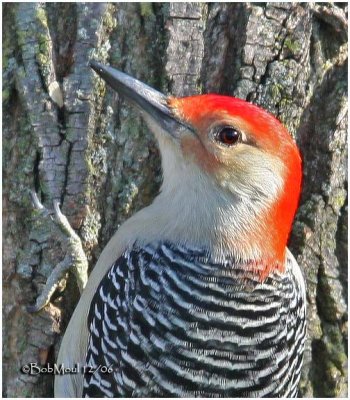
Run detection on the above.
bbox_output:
[216,126,241,146]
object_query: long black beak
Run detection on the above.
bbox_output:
[90,61,190,136]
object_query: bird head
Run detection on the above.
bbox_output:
[91,61,302,279]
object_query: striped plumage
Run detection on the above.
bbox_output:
[83,242,306,398]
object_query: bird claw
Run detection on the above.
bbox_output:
[30,190,45,211]
[27,191,89,312]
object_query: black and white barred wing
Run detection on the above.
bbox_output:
[83,248,141,397]
[83,244,306,398]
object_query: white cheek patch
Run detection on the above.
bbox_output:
[219,149,285,210]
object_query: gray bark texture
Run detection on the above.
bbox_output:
[2,2,348,397]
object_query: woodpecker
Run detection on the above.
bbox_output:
[55,61,306,398]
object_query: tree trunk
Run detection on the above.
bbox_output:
[3,2,347,397]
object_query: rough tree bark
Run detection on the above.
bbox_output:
[2,2,347,397]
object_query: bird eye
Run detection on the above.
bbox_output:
[216,127,241,146]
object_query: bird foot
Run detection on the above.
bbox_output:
[27,192,89,313]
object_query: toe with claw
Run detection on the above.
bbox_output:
[27,192,89,312]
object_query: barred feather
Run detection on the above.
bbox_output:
[83,242,306,398]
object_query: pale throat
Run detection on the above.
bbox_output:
[154,163,283,265]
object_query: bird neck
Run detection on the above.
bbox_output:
[130,166,285,277]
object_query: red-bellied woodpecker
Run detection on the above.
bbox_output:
[55,61,306,397]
